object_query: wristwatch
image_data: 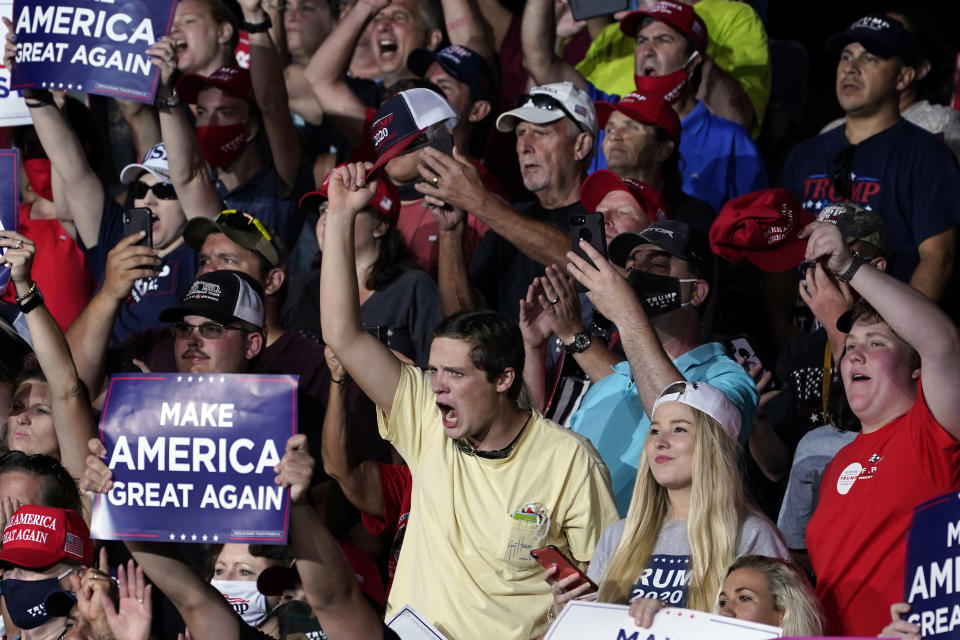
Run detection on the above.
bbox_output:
[836,251,866,283]
[155,88,180,109]
[564,331,592,354]
[16,282,44,314]
[242,14,272,33]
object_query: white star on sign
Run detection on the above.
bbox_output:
[177,376,183,382]
[169,534,175,540]
[180,534,186,540]
[198,376,204,382]
[191,534,197,541]
[213,535,219,541]
[202,535,208,541]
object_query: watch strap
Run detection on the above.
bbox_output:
[836,252,865,283]
[242,14,273,33]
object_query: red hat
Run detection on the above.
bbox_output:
[709,188,813,271]
[580,170,672,223]
[256,542,385,608]
[595,92,682,146]
[0,505,94,568]
[176,66,253,104]
[299,163,402,225]
[619,1,708,52]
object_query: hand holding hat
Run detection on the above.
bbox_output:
[798,221,854,277]
[325,162,380,219]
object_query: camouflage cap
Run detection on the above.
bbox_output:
[816,202,890,259]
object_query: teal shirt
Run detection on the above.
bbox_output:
[569,342,758,514]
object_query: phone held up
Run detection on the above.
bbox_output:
[531,545,599,594]
[569,212,607,292]
[122,207,154,248]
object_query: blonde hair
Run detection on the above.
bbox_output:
[596,400,745,611]
[721,555,824,636]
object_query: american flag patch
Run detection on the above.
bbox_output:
[65,533,84,558]
[575,105,587,116]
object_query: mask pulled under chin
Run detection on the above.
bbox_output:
[633,67,689,105]
[196,123,253,168]
[211,578,272,627]
[627,270,698,318]
[0,572,77,630]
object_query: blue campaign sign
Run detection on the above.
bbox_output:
[0,148,18,295]
[91,373,299,545]
[903,491,960,639]
[9,0,176,103]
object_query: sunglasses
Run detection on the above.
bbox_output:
[0,450,63,472]
[831,145,856,200]
[130,181,178,200]
[515,93,585,132]
[170,321,245,340]
[216,209,273,243]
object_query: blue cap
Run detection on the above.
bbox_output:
[407,45,495,103]
[826,13,918,65]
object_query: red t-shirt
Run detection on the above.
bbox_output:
[806,379,960,635]
[361,462,412,595]
[1,203,95,331]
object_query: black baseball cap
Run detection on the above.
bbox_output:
[608,220,712,280]
[826,13,918,65]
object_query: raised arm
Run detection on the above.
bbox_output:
[149,37,224,220]
[238,0,302,190]
[4,18,103,248]
[277,434,389,640]
[520,0,588,89]
[65,233,161,394]
[303,0,388,150]
[320,347,384,516]
[909,227,955,303]
[801,221,960,437]
[566,242,683,416]
[319,163,403,412]
[442,0,495,62]
[0,231,97,492]
[417,147,571,268]
[114,99,162,161]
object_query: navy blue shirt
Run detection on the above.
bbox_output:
[780,119,960,282]
[80,195,196,345]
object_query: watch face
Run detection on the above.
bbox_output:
[567,331,591,353]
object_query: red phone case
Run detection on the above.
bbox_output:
[531,545,599,593]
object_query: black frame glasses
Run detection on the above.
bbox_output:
[130,181,178,201]
[515,93,585,132]
[831,144,856,200]
[170,321,245,340]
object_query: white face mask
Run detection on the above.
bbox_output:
[210,579,269,627]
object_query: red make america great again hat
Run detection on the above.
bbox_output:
[0,505,94,568]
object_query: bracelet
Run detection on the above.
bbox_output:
[25,90,54,108]
[546,603,556,622]
[331,376,349,386]
[15,281,37,304]
[155,88,180,109]
[241,14,272,33]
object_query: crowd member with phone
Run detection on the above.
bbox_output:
[548,381,787,619]
[562,221,756,513]
[520,0,767,213]
[318,161,617,640]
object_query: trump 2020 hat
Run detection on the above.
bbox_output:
[709,188,812,272]
[653,380,741,441]
[369,89,458,173]
[119,142,172,185]
[298,163,401,225]
[619,1,708,52]
[595,91,681,146]
[826,13,918,66]
[579,170,671,223]
[176,66,254,104]
[407,44,495,103]
[159,270,264,330]
[496,82,598,136]
[0,505,94,568]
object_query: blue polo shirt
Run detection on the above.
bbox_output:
[569,341,758,514]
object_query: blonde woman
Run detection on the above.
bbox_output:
[547,381,788,621]
[717,555,824,635]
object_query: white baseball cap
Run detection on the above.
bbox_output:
[652,380,741,441]
[119,142,172,185]
[496,82,598,137]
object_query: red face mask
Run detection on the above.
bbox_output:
[633,67,688,105]
[196,123,251,168]
[23,158,53,201]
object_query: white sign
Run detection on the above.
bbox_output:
[545,601,783,640]
[0,1,30,126]
[388,606,450,640]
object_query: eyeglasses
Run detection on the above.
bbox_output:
[515,93,585,132]
[170,321,244,340]
[217,209,273,243]
[130,181,178,200]
[831,145,856,200]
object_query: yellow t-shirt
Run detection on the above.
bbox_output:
[576,0,770,137]
[378,365,619,640]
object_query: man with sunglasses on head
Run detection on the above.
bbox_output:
[780,13,960,303]
[420,82,596,322]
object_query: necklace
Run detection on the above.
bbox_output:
[454,412,532,459]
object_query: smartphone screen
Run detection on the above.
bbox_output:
[122,207,154,248]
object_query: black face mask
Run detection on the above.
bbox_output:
[1,571,77,630]
[626,270,698,318]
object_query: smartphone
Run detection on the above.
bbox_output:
[531,545,598,594]
[364,325,389,345]
[122,207,153,248]
[569,0,628,21]
[727,336,782,389]
[569,212,607,292]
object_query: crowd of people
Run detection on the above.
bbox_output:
[2,0,960,639]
